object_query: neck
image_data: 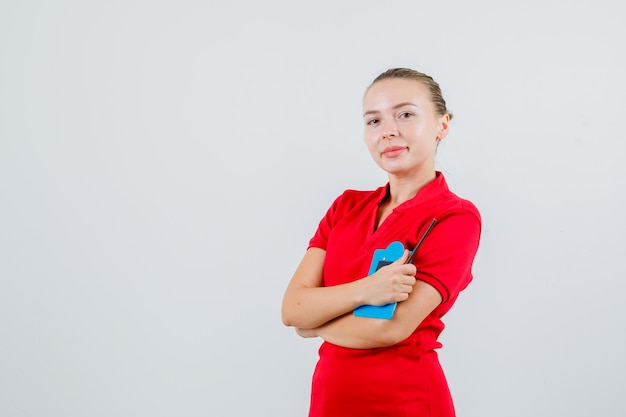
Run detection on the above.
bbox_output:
[387,170,437,205]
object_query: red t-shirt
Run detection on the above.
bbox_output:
[307,172,481,417]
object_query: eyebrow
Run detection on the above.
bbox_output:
[363,102,419,117]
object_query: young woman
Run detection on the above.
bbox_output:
[282,68,481,417]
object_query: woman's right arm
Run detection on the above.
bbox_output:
[281,247,416,330]
[281,248,361,329]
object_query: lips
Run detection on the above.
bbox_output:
[381,146,408,158]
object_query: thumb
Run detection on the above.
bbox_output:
[394,249,410,265]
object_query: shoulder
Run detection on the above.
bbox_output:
[327,186,385,214]
[430,192,482,251]
[443,192,481,223]
[338,186,383,201]
[435,175,481,223]
[308,186,384,250]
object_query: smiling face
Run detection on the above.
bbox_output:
[363,78,449,180]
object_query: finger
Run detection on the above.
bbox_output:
[396,292,410,302]
[392,249,410,265]
[404,263,417,275]
[402,276,417,286]
[396,264,416,276]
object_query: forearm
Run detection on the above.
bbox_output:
[282,281,365,329]
[312,314,400,349]
[310,280,444,349]
[283,247,420,330]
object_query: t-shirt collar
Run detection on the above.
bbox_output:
[374,171,448,210]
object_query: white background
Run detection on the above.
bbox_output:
[1,1,625,416]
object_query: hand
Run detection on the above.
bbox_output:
[295,327,318,338]
[358,249,417,306]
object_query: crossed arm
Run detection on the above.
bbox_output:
[281,247,442,349]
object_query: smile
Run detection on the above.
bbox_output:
[381,146,408,158]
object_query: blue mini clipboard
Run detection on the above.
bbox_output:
[352,219,437,320]
[353,241,405,320]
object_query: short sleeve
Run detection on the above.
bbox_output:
[308,192,348,251]
[412,205,482,302]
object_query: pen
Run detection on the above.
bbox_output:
[406,218,437,264]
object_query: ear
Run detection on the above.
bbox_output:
[436,113,450,141]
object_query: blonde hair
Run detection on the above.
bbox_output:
[367,68,453,121]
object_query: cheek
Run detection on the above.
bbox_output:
[364,135,379,156]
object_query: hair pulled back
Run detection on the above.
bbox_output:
[367,68,453,121]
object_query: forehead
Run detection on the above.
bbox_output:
[363,78,432,110]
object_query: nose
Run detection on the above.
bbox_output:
[381,119,398,140]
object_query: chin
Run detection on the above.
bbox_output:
[381,165,410,176]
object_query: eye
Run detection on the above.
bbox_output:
[366,118,379,126]
[399,112,413,119]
